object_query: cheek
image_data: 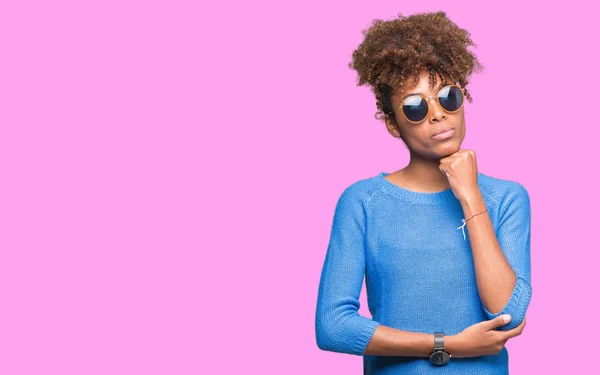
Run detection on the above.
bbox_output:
[405,130,434,150]
[458,119,467,139]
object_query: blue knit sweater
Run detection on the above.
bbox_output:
[315,171,532,374]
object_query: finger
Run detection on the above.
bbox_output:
[500,317,527,339]
[485,314,512,330]
[439,164,448,176]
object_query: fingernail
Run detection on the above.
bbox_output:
[503,315,511,322]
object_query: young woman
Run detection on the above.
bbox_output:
[315,11,531,374]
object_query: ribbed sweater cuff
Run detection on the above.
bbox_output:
[353,319,380,355]
[317,316,380,356]
[482,275,532,331]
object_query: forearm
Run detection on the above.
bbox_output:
[461,192,517,315]
[364,325,460,357]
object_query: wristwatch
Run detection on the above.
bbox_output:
[429,331,451,365]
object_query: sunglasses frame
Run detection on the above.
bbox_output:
[391,84,466,124]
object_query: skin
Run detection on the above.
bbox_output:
[383,69,466,193]
[363,69,527,357]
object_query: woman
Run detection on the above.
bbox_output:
[315,11,531,374]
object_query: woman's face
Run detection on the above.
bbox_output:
[385,70,466,159]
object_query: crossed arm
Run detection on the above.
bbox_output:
[461,183,532,331]
[315,183,532,356]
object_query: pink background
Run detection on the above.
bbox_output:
[1,1,597,374]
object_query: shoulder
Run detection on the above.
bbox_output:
[477,171,530,210]
[331,173,386,218]
[336,173,382,206]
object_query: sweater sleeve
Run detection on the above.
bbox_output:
[315,185,380,355]
[482,183,532,331]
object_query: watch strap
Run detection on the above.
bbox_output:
[433,331,445,350]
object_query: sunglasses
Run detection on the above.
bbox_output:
[389,84,465,123]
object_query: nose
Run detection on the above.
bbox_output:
[427,97,446,123]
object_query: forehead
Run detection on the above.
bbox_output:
[394,71,453,99]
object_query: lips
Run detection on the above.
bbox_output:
[432,127,454,137]
[432,128,455,140]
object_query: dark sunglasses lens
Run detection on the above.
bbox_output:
[402,96,428,122]
[438,86,464,112]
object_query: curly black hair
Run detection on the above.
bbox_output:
[348,11,484,128]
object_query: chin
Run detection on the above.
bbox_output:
[435,141,461,158]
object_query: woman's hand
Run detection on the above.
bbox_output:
[439,149,480,203]
[446,315,527,358]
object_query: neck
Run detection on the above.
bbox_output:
[398,156,450,192]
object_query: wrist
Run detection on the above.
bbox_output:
[444,334,462,357]
[460,192,485,214]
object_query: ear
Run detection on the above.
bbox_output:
[385,117,402,138]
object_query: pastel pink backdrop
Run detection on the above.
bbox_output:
[0,1,597,374]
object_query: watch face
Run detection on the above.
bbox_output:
[430,350,450,365]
